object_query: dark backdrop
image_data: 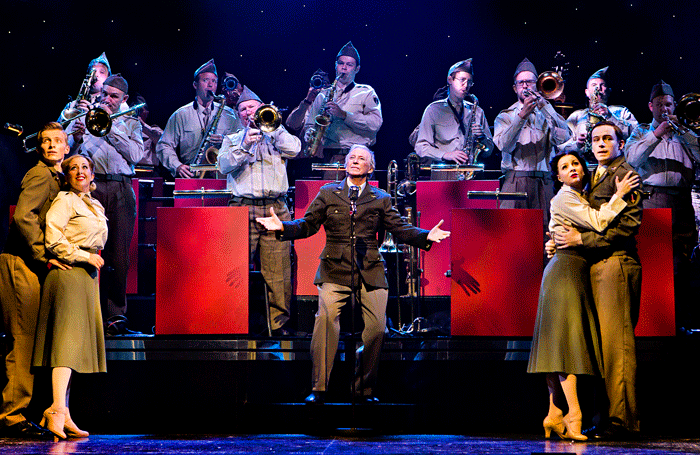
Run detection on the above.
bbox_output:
[2,0,698,239]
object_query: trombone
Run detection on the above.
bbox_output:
[23,103,145,153]
[523,71,565,102]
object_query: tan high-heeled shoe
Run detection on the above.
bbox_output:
[543,415,566,439]
[39,407,67,440]
[562,413,588,441]
[64,409,89,438]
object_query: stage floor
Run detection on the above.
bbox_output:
[30,334,691,438]
[1,433,699,454]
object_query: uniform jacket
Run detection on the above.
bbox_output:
[279,179,431,288]
[581,155,643,261]
[2,161,62,273]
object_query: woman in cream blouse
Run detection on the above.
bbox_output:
[33,155,108,439]
[527,150,638,441]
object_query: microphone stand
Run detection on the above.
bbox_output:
[347,185,362,431]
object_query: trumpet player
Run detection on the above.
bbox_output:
[156,59,242,178]
[494,58,570,224]
[560,67,638,157]
[301,42,382,169]
[70,74,145,336]
[58,52,112,124]
[217,86,301,336]
[221,72,244,109]
[414,59,493,177]
[625,80,700,328]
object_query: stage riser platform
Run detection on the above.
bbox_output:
[13,336,697,436]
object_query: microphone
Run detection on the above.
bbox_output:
[349,185,360,215]
[348,185,360,202]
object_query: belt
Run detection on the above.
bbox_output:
[229,195,285,207]
[94,173,131,182]
[507,170,550,179]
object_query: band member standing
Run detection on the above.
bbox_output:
[156,59,242,178]
[414,59,494,178]
[286,69,330,134]
[0,122,69,439]
[560,67,638,158]
[494,58,571,226]
[131,94,163,173]
[256,145,450,403]
[58,52,112,124]
[70,74,145,335]
[217,86,301,335]
[625,80,700,328]
[221,72,244,110]
[302,42,382,176]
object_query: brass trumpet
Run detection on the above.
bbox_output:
[675,93,700,133]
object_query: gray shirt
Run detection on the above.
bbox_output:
[156,100,242,176]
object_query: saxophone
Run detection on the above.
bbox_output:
[461,94,486,180]
[304,80,338,159]
[190,92,227,178]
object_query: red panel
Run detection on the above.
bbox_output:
[174,178,228,207]
[155,207,249,334]
[416,180,501,296]
[635,208,675,337]
[450,209,543,336]
[127,178,138,295]
[293,180,379,296]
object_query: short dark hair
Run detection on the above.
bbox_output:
[590,120,624,144]
[550,150,591,193]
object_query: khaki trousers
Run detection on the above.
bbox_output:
[590,254,642,432]
[0,254,41,427]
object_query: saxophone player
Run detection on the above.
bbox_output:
[58,52,112,123]
[301,42,382,172]
[156,59,242,178]
[414,59,494,179]
[560,67,638,159]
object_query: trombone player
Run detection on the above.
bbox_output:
[69,74,145,335]
[217,86,301,336]
[494,58,570,227]
[414,58,494,179]
[625,80,700,329]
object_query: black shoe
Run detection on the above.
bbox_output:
[582,424,607,439]
[105,316,143,336]
[2,420,53,439]
[305,392,325,404]
[600,423,637,441]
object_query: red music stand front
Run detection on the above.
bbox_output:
[155,206,249,334]
[174,178,229,207]
[294,180,379,296]
[126,178,139,294]
[635,208,675,336]
[450,209,544,336]
[416,180,500,296]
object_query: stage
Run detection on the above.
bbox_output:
[18,329,695,438]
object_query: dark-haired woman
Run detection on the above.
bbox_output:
[527,150,638,441]
[33,155,107,439]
